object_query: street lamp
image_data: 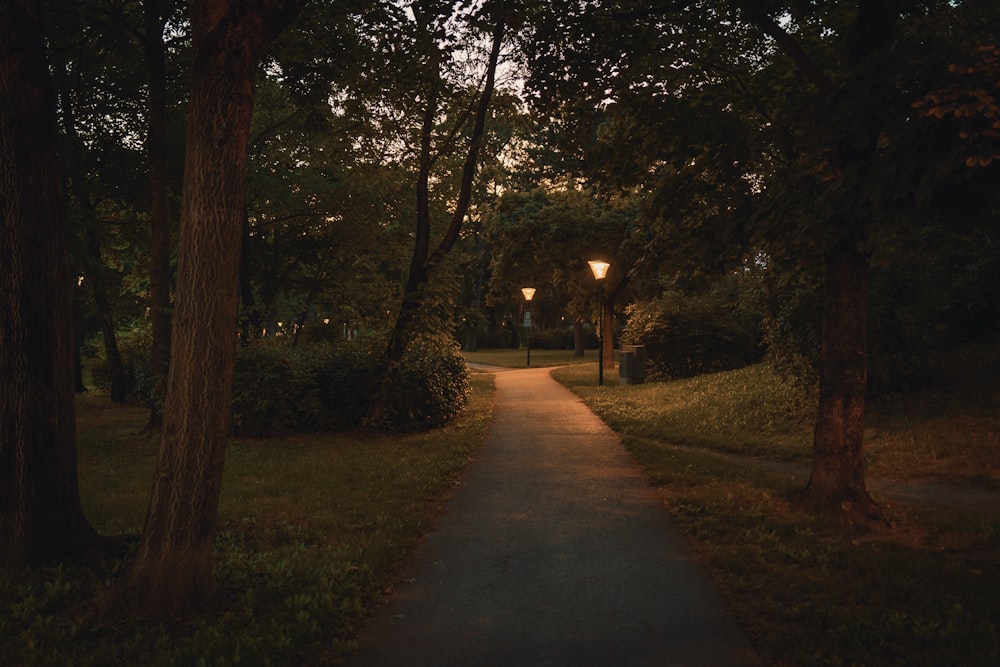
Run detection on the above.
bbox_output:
[521,287,536,367]
[587,260,610,386]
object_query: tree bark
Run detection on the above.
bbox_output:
[0,0,105,568]
[143,0,173,431]
[119,0,302,618]
[746,0,902,524]
[574,318,585,357]
[804,242,884,524]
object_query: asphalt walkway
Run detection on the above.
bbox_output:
[349,366,760,666]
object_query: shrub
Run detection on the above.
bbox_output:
[621,282,763,380]
[232,344,323,436]
[480,326,519,349]
[530,328,576,350]
[231,335,470,435]
[381,335,471,431]
[755,274,822,386]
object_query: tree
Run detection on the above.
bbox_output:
[520,0,1000,524]
[118,0,303,618]
[0,0,107,568]
[368,2,507,423]
[486,187,646,361]
[47,0,151,404]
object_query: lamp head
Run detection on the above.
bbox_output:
[521,287,536,302]
[587,260,610,281]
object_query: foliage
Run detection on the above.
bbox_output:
[89,326,154,402]
[529,327,581,351]
[621,277,764,381]
[232,335,471,435]
[0,375,494,665]
[753,262,824,386]
[485,187,648,327]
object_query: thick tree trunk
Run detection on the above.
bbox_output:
[0,0,105,568]
[120,0,301,618]
[143,0,173,431]
[804,242,884,525]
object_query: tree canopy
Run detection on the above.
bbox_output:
[2,0,998,604]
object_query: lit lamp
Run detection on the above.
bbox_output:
[587,260,610,386]
[521,287,536,367]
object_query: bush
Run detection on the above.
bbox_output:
[621,282,763,380]
[232,335,470,435]
[529,328,577,350]
[756,274,823,386]
[232,344,325,436]
[480,326,519,349]
[383,336,471,431]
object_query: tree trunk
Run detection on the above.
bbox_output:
[574,319,585,357]
[119,0,302,618]
[143,0,173,431]
[73,292,88,393]
[0,0,105,568]
[81,212,128,402]
[55,56,128,403]
[463,328,478,353]
[804,242,884,525]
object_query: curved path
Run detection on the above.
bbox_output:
[349,367,760,666]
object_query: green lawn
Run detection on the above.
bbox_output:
[2,375,495,666]
[4,348,998,666]
[551,354,1000,667]
[462,346,610,368]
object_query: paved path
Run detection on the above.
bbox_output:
[349,367,760,666]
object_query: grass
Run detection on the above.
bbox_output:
[5,346,1000,665]
[552,349,1000,667]
[1,374,495,666]
[462,347,606,368]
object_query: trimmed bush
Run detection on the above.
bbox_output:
[232,344,325,436]
[382,336,471,431]
[232,335,470,435]
[94,331,470,434]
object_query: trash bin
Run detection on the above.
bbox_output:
[619,350,635,385]
[622,344,647,384]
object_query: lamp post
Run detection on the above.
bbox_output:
[587,260,610,386]
[521,287,536,367]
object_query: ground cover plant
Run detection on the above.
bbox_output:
[0,374,494,666]
[553,345,1000,666]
